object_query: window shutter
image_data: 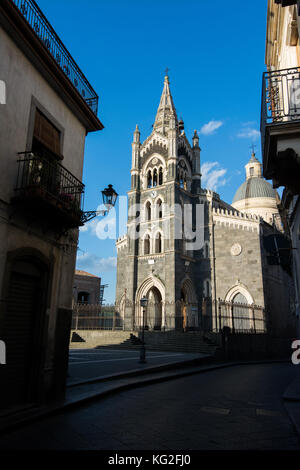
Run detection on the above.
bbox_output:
[33,110,61,156]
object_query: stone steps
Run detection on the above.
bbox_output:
[69,330,134,349]
[70,330,219,355]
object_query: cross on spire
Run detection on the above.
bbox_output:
[165,67,170,77]
[249,143,256,154]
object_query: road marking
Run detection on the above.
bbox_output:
[68,353,189,365]
[69,350,183,356]
[256,409,283,417]
[201,406,230,415]
[69,349,184,356]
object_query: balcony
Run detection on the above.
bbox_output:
[9,0,99,116]
[12,152,85,230]
[261,67,300,194]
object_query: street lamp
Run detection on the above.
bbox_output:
[101,184,118,212]
[139,296,148,364]
[81,184,118,224]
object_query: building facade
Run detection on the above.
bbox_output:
[262,0,300,326]
[73,270,101,305]
[116,73,295,337]
[0,0,103,410]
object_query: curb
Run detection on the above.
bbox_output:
[67,354,213,388]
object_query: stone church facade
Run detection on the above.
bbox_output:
[116,74,295,337]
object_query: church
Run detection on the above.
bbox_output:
[115,74,295,337]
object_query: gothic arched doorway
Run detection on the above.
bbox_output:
[177,279,198,331]
[135,277,165,331]
[147,287,162,330]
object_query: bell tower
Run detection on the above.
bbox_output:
[116,73,202,330]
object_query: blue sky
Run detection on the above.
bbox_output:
[38,0,269,304]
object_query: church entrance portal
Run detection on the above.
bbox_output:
[146,287,162,330]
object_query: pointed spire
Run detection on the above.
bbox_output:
[133,124,140,143]
[192,129,199,148]
[153,73,178,135]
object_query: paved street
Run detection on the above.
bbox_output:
[68,349,205,384]
[0,363,299,450]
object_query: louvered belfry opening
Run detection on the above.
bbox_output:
[0,256,48,408]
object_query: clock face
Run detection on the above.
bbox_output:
[151,191,156,198]
[231,243,242,256]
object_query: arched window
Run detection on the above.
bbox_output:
[153,168,158,187]
[145,201,151,221]
[233,293,251,331]
[180,172,184,189]
[147,170,152,188]
[159,167,163,185]
[144,234,150,255]
[155,232,162,253]
[157,199,162,219]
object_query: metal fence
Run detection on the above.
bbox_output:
[71,298,266,334]
[217,299,265,334]
[202,299,266,334]
[71,304,123,330]
[11,0,99,114]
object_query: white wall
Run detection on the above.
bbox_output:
[0,28,86,202]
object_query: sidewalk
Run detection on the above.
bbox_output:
[67,349,211,386]
[0,350,214,434]
[0,348,288,435]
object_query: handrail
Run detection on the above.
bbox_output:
[15,152,85,214]
[10,0,99,115]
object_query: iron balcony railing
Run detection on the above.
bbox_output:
[261,67,300,152]
[11,0,99,115]
[15,151,85,221]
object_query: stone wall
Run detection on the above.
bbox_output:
[213,216,264,305]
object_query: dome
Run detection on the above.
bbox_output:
[232,177,277,203]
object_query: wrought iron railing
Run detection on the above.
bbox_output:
[10,0,99,115]
[72,304,123,330]
[71,298,266,333]
[15,151,85,218]
[261,67,300,151]
[216,300,266,334]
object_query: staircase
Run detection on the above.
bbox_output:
[69,330,135,349]
[134,331,219,355]
[70,329,220,355]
